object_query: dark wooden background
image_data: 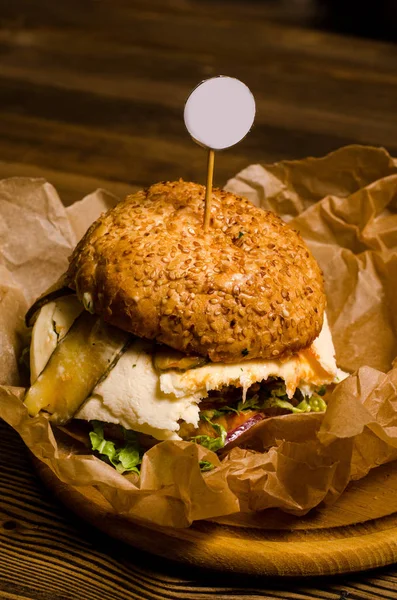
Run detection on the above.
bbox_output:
[1,1,397,598]
[0,0,397,205]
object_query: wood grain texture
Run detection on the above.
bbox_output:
[32,456,397,578]
[0,0,396,191]
[1,1,397,598]
[2,420,397,600]
[0,160,136,206]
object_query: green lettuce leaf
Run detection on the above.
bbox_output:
[200,406,239,420]
[296,394,327,412]
[199,460,215,472]
[190,432,226,452]
[262,392,327,414]
[89,421,142,474]
[190,414,227,451]
[236,393,261,412]
[234,382,327,415]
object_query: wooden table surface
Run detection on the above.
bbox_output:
[1,1,397,598]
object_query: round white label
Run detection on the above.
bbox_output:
[184,76,256,150]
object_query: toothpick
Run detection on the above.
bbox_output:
[184,77,255,231]
[204,148,215,232]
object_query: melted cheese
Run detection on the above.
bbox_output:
[160,314,339,403]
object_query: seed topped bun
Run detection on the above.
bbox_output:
[66,181,325,362]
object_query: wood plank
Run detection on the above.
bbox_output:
[0,33,396,128]
[0,109,256,188]
[2,21,397,76]
[1,63,395,152]
[2,2,397,69]
[0,161,135,206]
[0,79,393,191]
[0,7,395,185]
[1,0,313,25]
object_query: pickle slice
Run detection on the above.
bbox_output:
[153,347,208,372]
[24,312,130,423]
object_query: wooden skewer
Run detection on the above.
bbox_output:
[203,148,215,232]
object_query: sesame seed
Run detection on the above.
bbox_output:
[68,180,324,364]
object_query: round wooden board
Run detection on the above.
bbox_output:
[34,457,397,577]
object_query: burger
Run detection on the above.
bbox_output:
[23,181,343,475]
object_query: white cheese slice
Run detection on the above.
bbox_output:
[76,340,201,441]
[77,314,343,440]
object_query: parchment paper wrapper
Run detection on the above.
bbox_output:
[1,145,397,528]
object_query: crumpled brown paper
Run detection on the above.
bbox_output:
[1,145,397,527]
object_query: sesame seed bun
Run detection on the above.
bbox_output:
[66,181,325,362]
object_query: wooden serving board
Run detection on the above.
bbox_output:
[34,458,397,577]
